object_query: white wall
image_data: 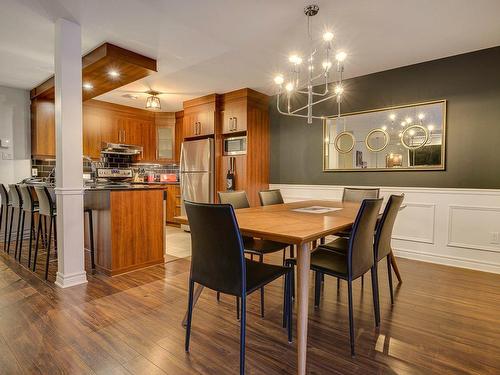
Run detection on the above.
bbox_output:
[271,184,500,274]
[0,86,31,185]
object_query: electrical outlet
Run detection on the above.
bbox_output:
[2,152,12,160]
[490,232,500,244]
[31,168,38,177]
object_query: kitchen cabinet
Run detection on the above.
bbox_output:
[31,98,55,158]
[154,113,176,162]
[166,184,181,225]
[222,100,247,134]
[183,94,218,139]
[175,111,183,162]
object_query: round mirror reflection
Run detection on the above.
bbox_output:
[365,128,389,152]
[334,131,355,153]
[401,125,429,150]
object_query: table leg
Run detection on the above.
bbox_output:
[296,242,311,375]
[182,284,204,327]
[390,252,402,283]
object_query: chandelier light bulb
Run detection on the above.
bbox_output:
[323,31,334,42]
[381,125,387,131]
[400,121,406,127]
[334,85,344,95]
[398,132,403,137]
[274,75,284,85]
[389,113,396,121]
[289,54,302,64]
[335,51,347,62]
[427,124,435,131]
[418,113,425,120]
[322,60,332,70]
[285,82,294,92]
[405,117,412,123]
[409,129,416,136]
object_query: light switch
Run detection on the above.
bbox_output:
[0,138,11,148]
[2,152,13,160]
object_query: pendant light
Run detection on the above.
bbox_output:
[145,91,161,110]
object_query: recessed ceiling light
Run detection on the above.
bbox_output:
[83,82,93,90]
[122,94,138,100]
[108,70,120,78]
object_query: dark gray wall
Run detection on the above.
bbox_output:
[269,47,500,189]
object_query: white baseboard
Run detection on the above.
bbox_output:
[271,183,500,274]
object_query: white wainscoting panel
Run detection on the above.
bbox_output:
[270,184,500,274]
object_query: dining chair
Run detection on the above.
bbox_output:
[184,201,292,375]
[19,184,39,267]
[286,198,383,356]
[8,184,23,259]
[335,187,380,238]
[373,194,404,305]
[33,186,57,279]
[0,184,11,253]
[218,190,290,318]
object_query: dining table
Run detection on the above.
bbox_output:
[174,199,402,375]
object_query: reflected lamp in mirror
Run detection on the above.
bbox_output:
[323,100,446,171]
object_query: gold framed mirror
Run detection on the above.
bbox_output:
[323,100,446,171]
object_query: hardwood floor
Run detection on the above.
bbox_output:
[0,238,499,374]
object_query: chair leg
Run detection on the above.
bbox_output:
[17,211,25,262]
[387,256,394,305]
[337,278,340,290]
[27,212,35,268]
[347,280,355,356]
[53,217,57,254]
[361,274,364,288]
[44,216,53,280]
[290,245,295,258]
[185,279,195,352]
[259,253,264,318]
[314,271,321,307]
[287,270,293,343]
[6,207,14,255]
[216,292,220,301]
[33,216,42,272]
[282,248,285,265]
[239,295,246,375]
[0,206,3,252]
[236,297,240,320]
[371,266,380,327]
[283,271,289,329]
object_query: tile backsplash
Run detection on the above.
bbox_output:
[32,155,179,180]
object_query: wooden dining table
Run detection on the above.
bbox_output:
[175,199,403,375]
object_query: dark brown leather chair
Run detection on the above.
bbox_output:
[184,201,292,375]
[19,184,39,267]
[8,184,23,259]
[33,186,57,279]
[286,198,383,356]
[374,194,404,305]
[218,190,290,317]
[258,189,284,206]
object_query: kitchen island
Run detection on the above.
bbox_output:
[84,184,168,276]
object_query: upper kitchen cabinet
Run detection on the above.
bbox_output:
[183,94,218,138]
[221,98,247,134]
[174,111,183,162]
[31,98,55,159]
[154,112,176,162]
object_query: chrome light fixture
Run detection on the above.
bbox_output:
[274,4,347,124]
[145,91,161,110]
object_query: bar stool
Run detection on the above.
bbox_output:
[19,184,39,267]
[8,184,23,259]
[0,184,11,253]
[33,186,56,280]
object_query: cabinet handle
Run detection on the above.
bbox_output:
[198,122,202,135]
[233,116,237,131]
[229,117,233,132]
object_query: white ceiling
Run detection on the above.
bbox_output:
[2,0,500,111]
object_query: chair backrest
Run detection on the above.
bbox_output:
[217,190,250,209]
[374,194,404,261]
[34,186,55,217]
[185,201,246,296]
[8,184,22,208]
[342,187,380,203]
[259,189,284,206]
[348,198,383,279]
[19,184,36,211]
[0,184,9,207]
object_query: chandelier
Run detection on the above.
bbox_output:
[273,4,347,124]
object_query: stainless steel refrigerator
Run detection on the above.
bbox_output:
[179,138,214,230]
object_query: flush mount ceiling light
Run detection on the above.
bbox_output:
[82,82,93,90]
[145,91,161,110]
[273,4,348,124]
[108,70,120,78]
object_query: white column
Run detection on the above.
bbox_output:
[53,18,87,288]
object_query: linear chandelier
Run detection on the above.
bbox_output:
[274,4,347,124]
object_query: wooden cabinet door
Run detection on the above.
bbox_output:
[141,121,156,161]
[222,101,247,134]
[196,108,214,136]
[100,116,121,144]
[183,112,197,138]
[31,99,55,158]
[156,124,175,162]
[166,185,181,223]
[82,110,102,159]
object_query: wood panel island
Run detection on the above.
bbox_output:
[84,185,167,276]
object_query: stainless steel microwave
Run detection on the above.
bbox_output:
[224,136,247,155]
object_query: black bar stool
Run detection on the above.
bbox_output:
[19,184,39,267]
[8,184,23,259]
[0,184,11,253]
[33,186,57,280]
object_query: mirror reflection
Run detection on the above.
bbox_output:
[324,100,446,171]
